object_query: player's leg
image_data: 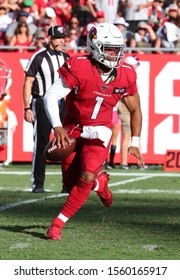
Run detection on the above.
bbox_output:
[80,138,112,207]
[47,138,112,240]
[105,108,120,169]
[118,100,131,170]
[61,150,81,193]
[31,98,52,193]
[120,131,131,169]
[109,122,120,168]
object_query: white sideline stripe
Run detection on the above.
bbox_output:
[1,172,180,212]
[0,193,68,212]
[1,187,180,212]
[109,172,180,177]
[114,189,180,194]
[108,175,155,187]
[0,171,180,176]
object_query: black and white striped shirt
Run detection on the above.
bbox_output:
[25,46,69,98]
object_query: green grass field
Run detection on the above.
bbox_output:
[0,163,180,260]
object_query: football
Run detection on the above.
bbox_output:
[43,137,76,162]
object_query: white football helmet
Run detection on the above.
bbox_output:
[87,23,125,69]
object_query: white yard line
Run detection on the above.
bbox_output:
[0,193,68,212]
[114,189,180,194]
[0,171,180,176]
[108,174,155,187]
[0,171,180,212]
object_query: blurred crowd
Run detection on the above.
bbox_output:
[0,0,180,53]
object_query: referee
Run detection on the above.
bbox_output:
[23,25,70,193]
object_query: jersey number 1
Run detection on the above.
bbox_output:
[91,96,104,119]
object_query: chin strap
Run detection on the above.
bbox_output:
[103,68,117,84]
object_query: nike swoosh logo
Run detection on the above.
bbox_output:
[67,63,71,68]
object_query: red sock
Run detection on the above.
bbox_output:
[61,178,94,218]
[53,217,65,228]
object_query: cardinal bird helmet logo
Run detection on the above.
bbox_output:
[89,27,97,41]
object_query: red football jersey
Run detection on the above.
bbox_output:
[58,55,137,128]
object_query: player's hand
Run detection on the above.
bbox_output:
[128,146,145,167]
[53,126,71,149]
[24,109,34,123]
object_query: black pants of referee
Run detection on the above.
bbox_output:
[31,97,52,191]
[31,97,65,191]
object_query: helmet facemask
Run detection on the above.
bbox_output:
[98,43,124,68]
[87,23,125,69]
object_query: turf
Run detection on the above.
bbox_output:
[0,163,180,260]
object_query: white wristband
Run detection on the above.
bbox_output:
[130,136,140,148]
[52,120,62,128]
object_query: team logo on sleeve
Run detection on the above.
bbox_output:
[113,87,126,94]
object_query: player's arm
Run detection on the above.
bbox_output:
[86,0,97,19]
[23,75,35,123]
[123,93,144,166]
[44,76,71,149]
[124,93,142,136]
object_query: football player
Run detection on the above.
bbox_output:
[44,23,144,240]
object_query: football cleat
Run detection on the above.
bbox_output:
[47,222,62,240]
[119,164,130,170]
[137,164,149,170]
[96,172,112,207]
[32,187,45,193]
